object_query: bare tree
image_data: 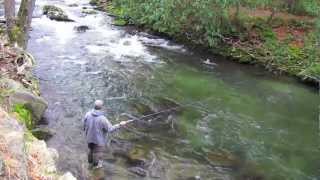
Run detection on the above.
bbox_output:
[4,0,15,32]
[4,0,36,48]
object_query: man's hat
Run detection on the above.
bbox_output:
[94,100,104,109]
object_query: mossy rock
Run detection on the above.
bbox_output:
[9,91,48,124]
[31,127,54,140]
[127,146,148,167]
[43,5,74,22]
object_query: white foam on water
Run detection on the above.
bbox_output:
[85,45,108,54]
[36,35,51,43]
[104,35,157,62]
[33,16,76,45]
[138,36,185,52]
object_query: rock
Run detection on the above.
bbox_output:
[48,148,59,161]
[81,9,97,15]
[26,140,57,174]
[68,3,78,7]
[74,25,90,33]
[0,155,4,176]
[123,40,131,46]
[9,91,48,123]
[128,166,147,177]
[0,108,28,178]
[31,126,54,140]
[202,59,217,66]
[43,5,74,22]
[0,78,25,93]
[59,172,77,180]
[127,147,147,167]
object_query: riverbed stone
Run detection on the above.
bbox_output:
[9,91,48,123]
[68,3,78,7]
[82,9,97,15]
[74,25,90,33]
[128,166,147,177]
[43,5,74,22]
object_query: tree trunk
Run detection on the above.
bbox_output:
[4,0,36,48]
[4,0,15,32]
[26,0,36,28]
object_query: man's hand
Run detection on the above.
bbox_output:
[120,121,127,126]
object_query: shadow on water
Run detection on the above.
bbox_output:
[27,0,319,179]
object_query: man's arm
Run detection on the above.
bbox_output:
[82,112,90,131]
[101,117,120,133]
[101,117,128,133]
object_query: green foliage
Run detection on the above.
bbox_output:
[13,104,34,130]
[8,25,24,44]
[108,0,319,80]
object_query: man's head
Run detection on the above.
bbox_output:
[94,100,104,110]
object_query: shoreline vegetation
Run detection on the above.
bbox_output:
[0,6,76,179]
[90,0,320,86]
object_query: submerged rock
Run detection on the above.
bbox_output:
[68,3,78,7]
[128,166,147,177]
[43,5,74,22]
[74,25,90,33]
[81,9,97,15]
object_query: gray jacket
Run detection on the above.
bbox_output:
[83,109,120,146]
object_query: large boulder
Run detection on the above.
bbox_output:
[43,5,74,22]
[0,108,28,179]
[9,91,48,123]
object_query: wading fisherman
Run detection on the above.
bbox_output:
[83,100,128,168]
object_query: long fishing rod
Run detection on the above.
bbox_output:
[121,105,181,125]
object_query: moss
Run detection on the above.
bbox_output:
[24,130,36,142]
[8,25,24,45]
[13,104,34,130]
[113,18,128,26]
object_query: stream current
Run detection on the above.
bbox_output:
[27,0,319,179]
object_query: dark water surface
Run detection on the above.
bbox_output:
[28,0,319,179]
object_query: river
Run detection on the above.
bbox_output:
[27,0,319,179]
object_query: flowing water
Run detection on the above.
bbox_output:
[27,0,319,179]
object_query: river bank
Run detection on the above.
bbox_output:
[91,0,320,86]
[0,29,76,179]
